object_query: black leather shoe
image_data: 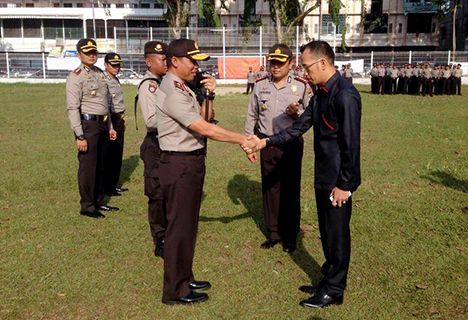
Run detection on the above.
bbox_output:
[154,238,164,258]
[100,205,119,212]
[80,211,105,219]
[299,291,343,308]
[299,283,323,295]
[260,238,281,249]
[115,187,128,192]
[189,281,211,291]
[162,292,208,305]
[105,191,122,197]
[282,241,296,253]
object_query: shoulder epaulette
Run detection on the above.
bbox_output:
[255,76,267,83]
[72,67,82,75]
[294,75,308,84]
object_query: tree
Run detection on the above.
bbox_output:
[162,0,191,38]
[433,0,463,54]
[265,0,346,45]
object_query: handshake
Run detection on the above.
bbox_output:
[240,135,266,163]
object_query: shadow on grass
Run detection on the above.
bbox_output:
[290,233,322,285]
[199,174,266,236]
[422,170,468,193]
[119,154,140,187]
[307,317,325,320]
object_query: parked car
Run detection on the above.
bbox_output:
[118,68,142,79]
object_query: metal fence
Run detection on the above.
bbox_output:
[1,50,467,80]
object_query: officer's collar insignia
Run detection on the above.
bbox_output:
[84,66,90,72]
[287,76,292,83]
[73,68,82,75]
[155,44,162,51]
[275,48,281,54]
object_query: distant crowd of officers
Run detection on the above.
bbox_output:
[370,63,463,96]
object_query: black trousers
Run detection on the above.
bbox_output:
[246,82,254,94]
[403,77,410,94]
[422,78,432,96]
[377,77,384,94]
[140,133,167,243]
[441,78,449,94]
[78,119,109,213]
[104,114,125,194]
[315,188,352,295]
[433,78,439,95]
[391,78,397,94]
[455,77,462,95]
[159,153,205,300]
[260,139,303,242]
[345,77,352,84]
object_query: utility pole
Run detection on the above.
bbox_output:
[91,0,96,39]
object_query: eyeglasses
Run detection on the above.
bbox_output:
[82,50,97,56]
[302,58,324,70]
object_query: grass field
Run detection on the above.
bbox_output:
[0,83,467,320]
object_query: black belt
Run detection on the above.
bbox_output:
[81,114,108,122]
[111,112,125,120]
[147,130,158,136]
[162,148,205,156]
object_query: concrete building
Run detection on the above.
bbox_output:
[439,0,468,51]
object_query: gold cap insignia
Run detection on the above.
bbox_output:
[114,55,119,59]
[275,48,281,54]
[155,44,162,51]
[87,41,93,46]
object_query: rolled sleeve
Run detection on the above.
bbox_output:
[66,76,84,137]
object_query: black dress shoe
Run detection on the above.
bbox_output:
[80,211,106,219]
[105,191,122,197]
[154,238,164,258]
[282,241,296,253]
[115,187,128,192]
[189,281,211,291]
[162,291,208,305]
[299,283,323,295]
[260,238,281,249]
[100,205,119,212]
[299,291,343,308]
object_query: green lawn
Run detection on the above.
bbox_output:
[0,84,467,320]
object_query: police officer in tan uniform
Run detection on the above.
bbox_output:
[245,66,256,94]
[155,39,258,305]
[256,65,267,79]
[138,41,168,258]
[442,65,452,95]
[454,64,463,95]
[343,64,353,84]
[422,64,433,97]
[66,38,117,218]
[244,43,312,253]
[103,52,127,197]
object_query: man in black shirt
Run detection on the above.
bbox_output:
[246,41,361,308]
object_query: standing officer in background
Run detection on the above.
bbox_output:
[155,39,259,305]
[343,64,353,84]
[256,65,267,79]
[245,66,256,94]
[377,64,386,94]
[138,41,168,258]
[432,65,440,95]
[103,53,127,199]
[454,64,462,95]
[442,65,452,95]
[390,65,399,94]
[421,64,433,97]
[66,38,117,219]
[246,40,361,308]
[244,43,312,253]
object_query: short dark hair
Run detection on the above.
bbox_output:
[300,41,335,65]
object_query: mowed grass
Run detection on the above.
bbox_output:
[0,83,467,320]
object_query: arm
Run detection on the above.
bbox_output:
[199,74,216,121]
[244,87,259,135]
[189,118,256,148]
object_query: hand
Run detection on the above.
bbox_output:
[286,101,300,117]
[240,135,259,154]
[247,152,258,163]
[76,139,88,153]
[109,129,117,140]
[330,187,350,207]
[201,74,217,93]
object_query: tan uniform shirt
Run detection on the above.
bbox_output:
[106,74,125,113]
[377,67,386,77]
[454,69,463,78]
[390,69,399,79]
[404,68,413,77]
[442,70,451,78]
[244,75,312,136]
[247,71,256,83]
[423,68,432,79]
[139,70,161,132]
[431,69,440,78]
[155,72,205,152]
[344,68,353,78]
[370,67,378,77]
[256,71,267,79]
[66,63,110,137]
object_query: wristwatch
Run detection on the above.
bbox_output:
[76,134,85,140]
[265,137,272,148]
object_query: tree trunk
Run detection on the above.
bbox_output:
[275,1,283,43]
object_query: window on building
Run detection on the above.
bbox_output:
[107,20,125,38]
[86,19,106,38]
[407,14,431,33]
[54,3,60,7]
[23,19,41,37]
[131,3,138,8]
[3,19,22,37]
[16,3,22,7]
[0,4,7,8]
[370,0,382,15]
[154,3,164,8]
[314,24,318,34]
[389,23,393,33]
[26,3,34,7]
[77,3,83,7]
[116,4,124,8]
[398,23,402,33]
[321,15,347,34]
[64,19,84,39]
[43,19,63,39]
[363,14,388,33]
[140,3,150,8]
[64,3,72,7]
[432,22,436,33]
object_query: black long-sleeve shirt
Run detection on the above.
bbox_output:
[268,72,361,191]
